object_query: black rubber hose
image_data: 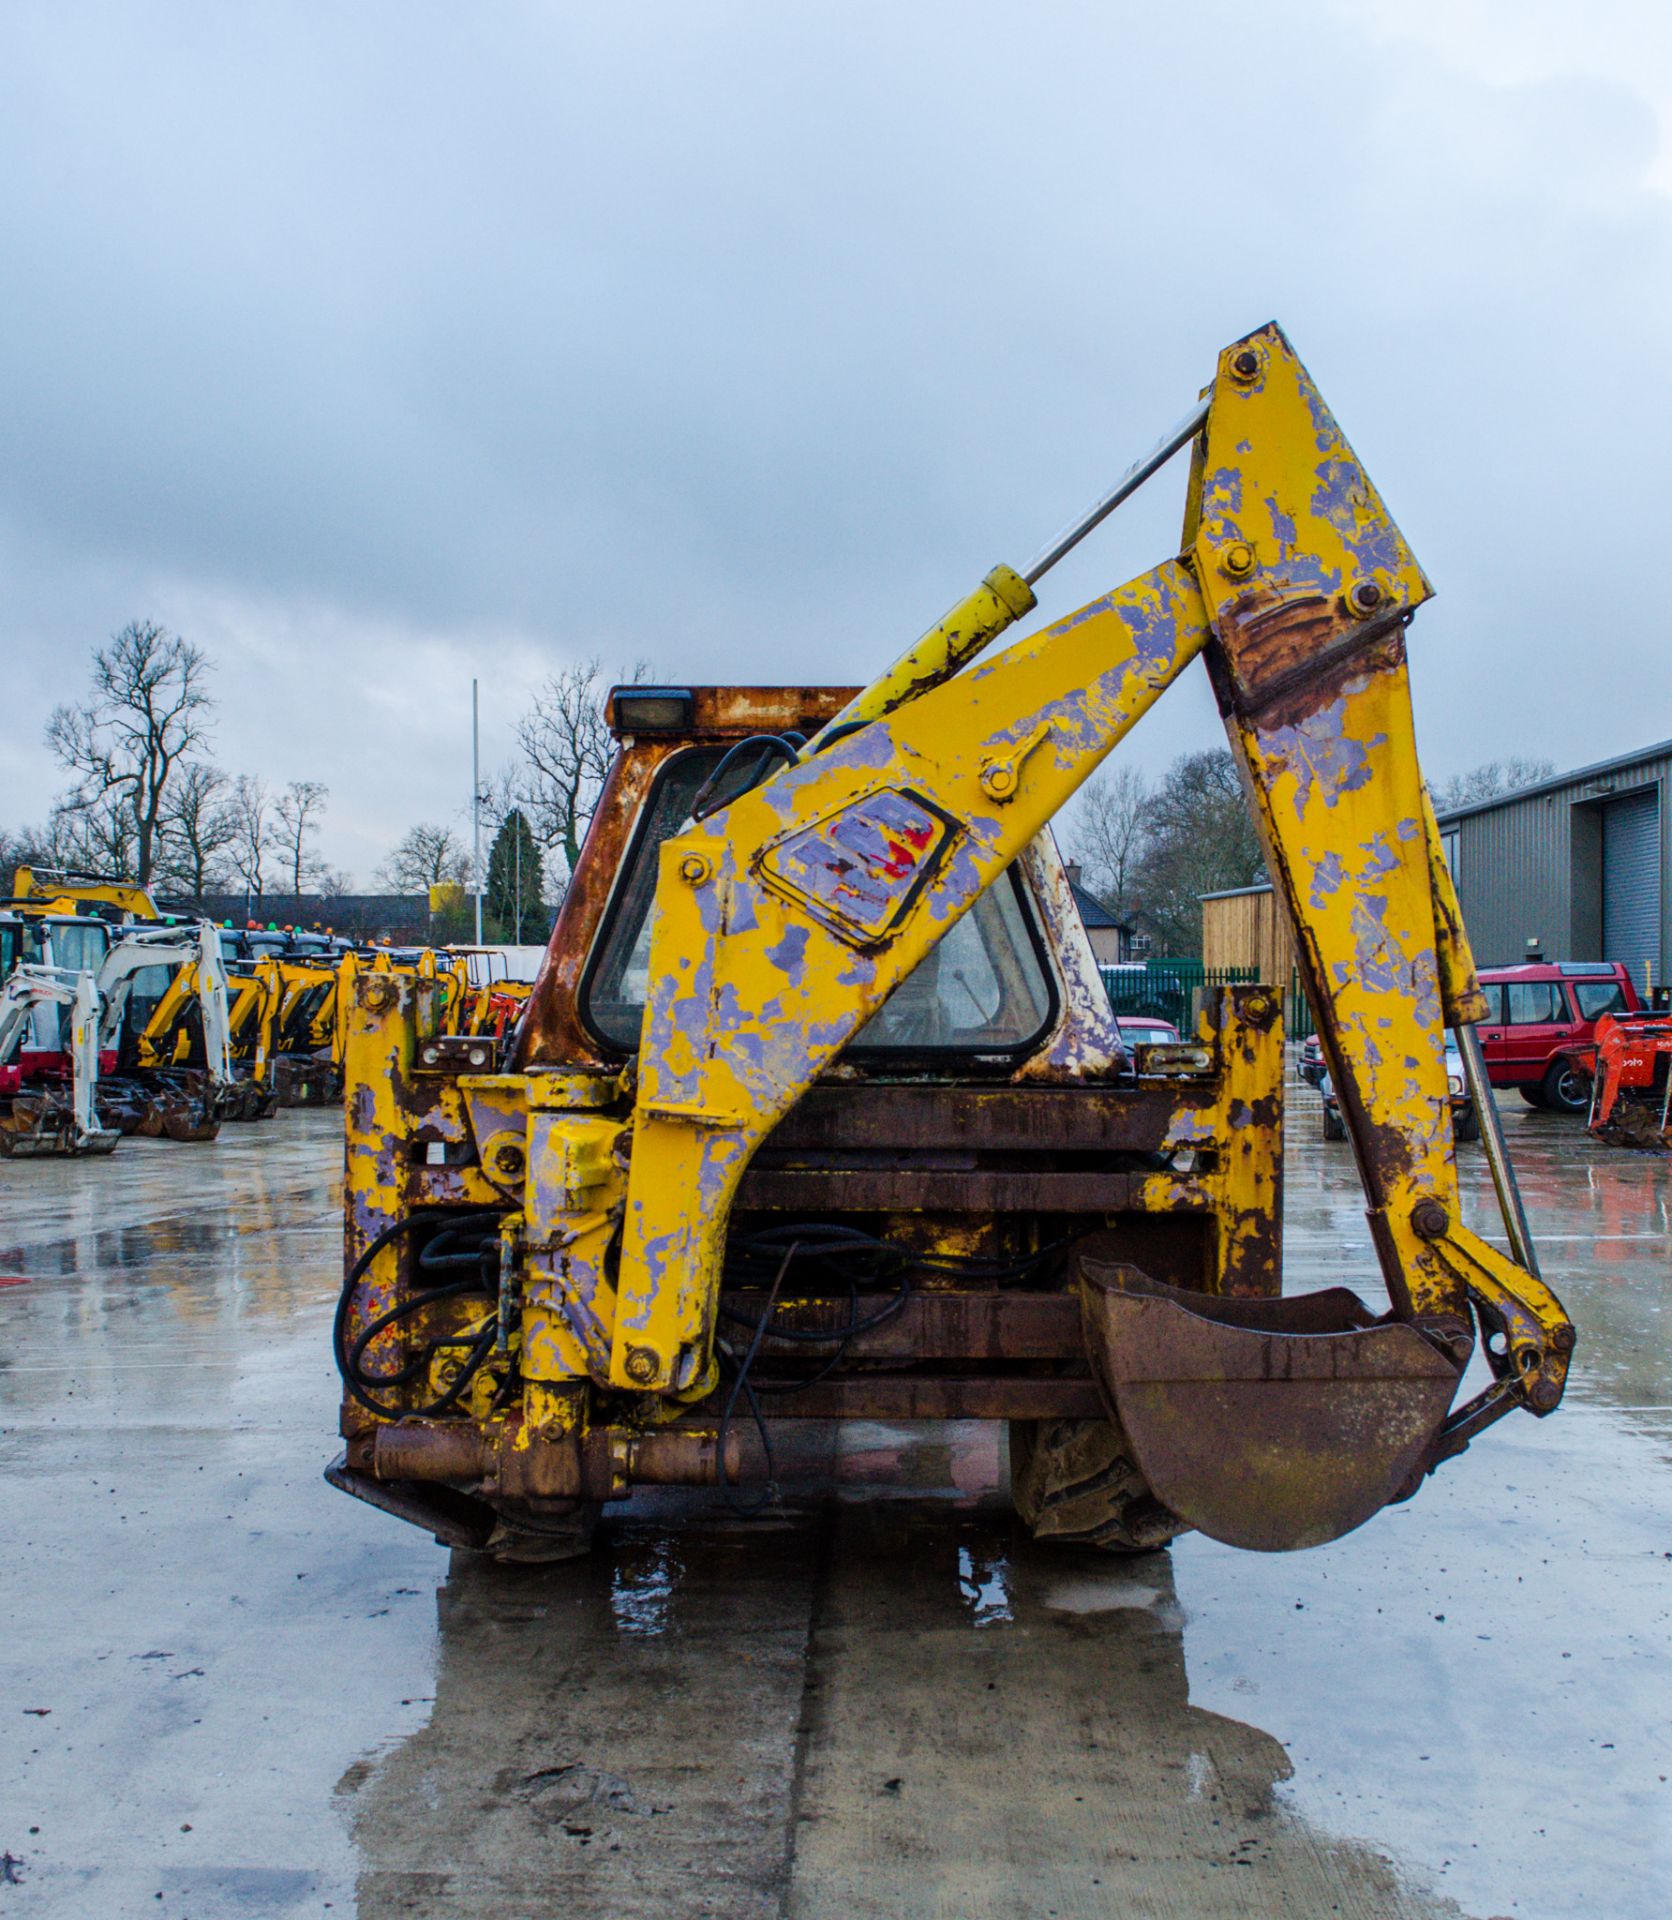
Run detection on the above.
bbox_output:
[333,1209,504,1418]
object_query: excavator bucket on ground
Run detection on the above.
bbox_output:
[328,325,1574,1562]
[1,1096,122,1157]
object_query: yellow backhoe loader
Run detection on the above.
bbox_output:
[128,930,278,1123]
[328,326,1573,1562]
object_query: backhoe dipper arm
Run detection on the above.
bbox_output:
[1190,331,1571,1424]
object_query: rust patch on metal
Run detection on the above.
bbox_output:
[371,1418,737,1501]
[726,1376,1104,1420]
[723,1288,1083,1361]
[763,1082,1216,1154]
[1078,1254,1464,1551]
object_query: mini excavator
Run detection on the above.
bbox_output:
[0,966,121,1156]
[328,326,1574,1560]
[1560,999,1672,1150]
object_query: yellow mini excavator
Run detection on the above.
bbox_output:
[328,326,1573,1561]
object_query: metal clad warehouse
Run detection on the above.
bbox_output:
[1436,741,1671,991]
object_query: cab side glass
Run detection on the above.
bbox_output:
[1574,981,1627,1020]
[1505,981,1563,1024]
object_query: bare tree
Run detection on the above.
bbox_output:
[314,864,352,902]
[377,823,469,894]
[1430,757,1557,814]
[275,780,330,895]
[45,620,214,883]
[1063,764,1149,922]
[0,815,86,894]
[157,761,237,904]
[225,775,273,907]
[1133,749,1266,957]
[0,822,72,896]
[517,659,650,888]
[0,828,34,897]
[49,791,137,879]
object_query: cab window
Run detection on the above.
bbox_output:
[128,963,174,1024]
[1574,980,1627,1020]
[1504,981,1567,1024]
[581,745,1056,1057]
[48,921,110,977]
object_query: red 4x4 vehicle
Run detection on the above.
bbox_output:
[1476,961,1642,1112]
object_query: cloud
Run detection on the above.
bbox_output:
[3,1,1669,878]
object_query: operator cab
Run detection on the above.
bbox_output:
[578,740,1056,1064]
[3,913,113,1061]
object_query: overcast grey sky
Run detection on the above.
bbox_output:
[4,0,1669,883]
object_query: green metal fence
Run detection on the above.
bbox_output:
[1285,970,1318,1042]
[1097,959,1256,1031]
[1098,958,1318,1041]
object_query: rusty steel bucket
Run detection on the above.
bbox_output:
[1077,1255,1467,1552]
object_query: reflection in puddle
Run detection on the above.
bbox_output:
[1042,1571,1166,1615]
[347,1463,1477,1917]
[955,1542,1012,1625]
[609,1535,680,1637]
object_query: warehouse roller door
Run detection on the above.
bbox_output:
[1601,787,1662,984]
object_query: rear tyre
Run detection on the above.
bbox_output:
[1542,1059,1590,1114]
[1008,1415,1186,1553]
[1453,1104,1480,1144]
[1321,1104,1346,1141]
[1519,1084,1549,1107]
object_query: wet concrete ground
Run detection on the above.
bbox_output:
[1,1085,1669,1918]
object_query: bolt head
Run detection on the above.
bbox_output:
[1223,542,1255,578]
[624,1345,660,1385]
[1411,1197,1450,1240]
[1348,578,1384,616]
[678,853,711,885]
[1229,347,1261,384]
[981,765,1016,799]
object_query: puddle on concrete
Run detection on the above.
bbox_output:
[608,1535,681,1638]
[3,1089,1668,1916]
[1041,1570,1166,1615]
[955,1542,1013,1625]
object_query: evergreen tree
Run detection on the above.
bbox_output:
[485,809,544,942]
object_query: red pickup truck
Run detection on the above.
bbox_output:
[1475,961,1642,1112]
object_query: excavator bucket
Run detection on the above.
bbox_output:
[154,1094,221,1143]
[128,1076,221,1142]
[1077,1255,1467,1552]
[0,1096,121,1158]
